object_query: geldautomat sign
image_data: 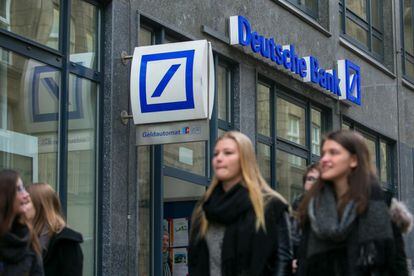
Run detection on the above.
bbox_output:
[229,15,361,105]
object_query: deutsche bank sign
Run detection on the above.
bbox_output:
[229,15,361,105]
[130,40,215,124]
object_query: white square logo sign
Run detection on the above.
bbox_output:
[130,40,214,125]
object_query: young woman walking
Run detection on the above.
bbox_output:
[26,183,83,276]
[0,169,43,275]
[297,130,408,276]
[188,131,292,276]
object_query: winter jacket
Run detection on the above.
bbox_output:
[43,227,83,276]
[0,222,44,276]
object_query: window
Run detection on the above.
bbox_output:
[286,0,318,18]
[256,78,329,203]
[0,0,60,49]
[402,0,414,81]
[339,0,385,60]
[0,1,101,275]
[341,119,395,193]
[216,59,235,135]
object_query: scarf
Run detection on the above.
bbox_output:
[203,183,253,276]
[306,183,394,274]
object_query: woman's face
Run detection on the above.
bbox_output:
[320,139,357,183]
[213,138,242,185]
[304,168,319,191]
[22,197,36,222]
[14,178,31,215]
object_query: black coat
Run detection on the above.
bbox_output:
[188,194,293,276]
[296,186,409,276]
[0,222,44,276]
[43,227,83,276]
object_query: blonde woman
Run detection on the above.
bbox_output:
[188,131,292,276]
[26,183,83,276]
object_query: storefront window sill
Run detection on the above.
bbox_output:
[339,37,396,79]
[272,0,331,37]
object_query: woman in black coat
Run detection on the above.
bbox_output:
[0,169,43,276]
[26,183,83,276]
[188,131,292,276]
[296,130,409,276]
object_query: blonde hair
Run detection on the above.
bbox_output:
[191,131,286,239]
[26,183,66,237]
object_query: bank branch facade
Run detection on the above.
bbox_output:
[1,0,414,275]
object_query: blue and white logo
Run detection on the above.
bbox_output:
[338,60,361,105]
[139,50,195,113]
[130,40,215,125]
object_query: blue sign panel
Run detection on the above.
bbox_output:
[139,50,195,113]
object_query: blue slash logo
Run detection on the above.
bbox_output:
[151,64,181,98]
[139,50,195,113]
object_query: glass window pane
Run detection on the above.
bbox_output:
[346,18,368,47]
[276,150,307,203]
[342,122,351,130]
[257,83,271,136]
[162,176,203,275]
[380,141,389,184]
[1,0,60,49]
[361,133,377,169]
[405,58,414,79]
[348,0,367,20]
[372,35,383,57]
[371,0,382,30]
[70,0,99,70]
[217,64,230,122]
[138,146,151,276]
[66,75,97,276]
[163,142,206,176]
[257,142,271,184]
[218,128,226,138]
[303,0,318,14]
[277,98,306,146]
[0,48,59,188]
[311,109,321,156]
[139,26,153,46]
[404,1,414,55]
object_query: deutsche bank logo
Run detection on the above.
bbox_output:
[338,59,361,105]
[32,66,83,122]
[139,50,195,113]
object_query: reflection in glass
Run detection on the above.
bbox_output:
[70,0,99,70]
[361,133,377,169]
[257,83,271,136]
[348,0,367,20]
[138,146,151,276]
[164,142,206,176]
[1,0,60,49]
[277,98,306,146]
[380,141,389,184]
[163,176,205,201]
[140,26,153,46]
[404,1,414,55]
[217,64,231,122]
[257,142,271,184]
[342,123,351,130]
[276,150,306,203]
[371,0,381,30]
[0,47,59,188]
[311,109,321,156]
[346,18,368,46]
[66,75,97,276]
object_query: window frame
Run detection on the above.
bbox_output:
[256,75,330,192]
[341,117,396,194]
[401,0,414,82]
[286,0,319,19]
[0,2,103,276]
[339,0,384,61]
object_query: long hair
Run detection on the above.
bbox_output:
[0,169,41,255]
[26,183,66,237]
[298,130,375,225]
[191,131,286,239]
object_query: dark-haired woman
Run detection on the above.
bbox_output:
[0,169,43,275]
[296,130,408,276]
